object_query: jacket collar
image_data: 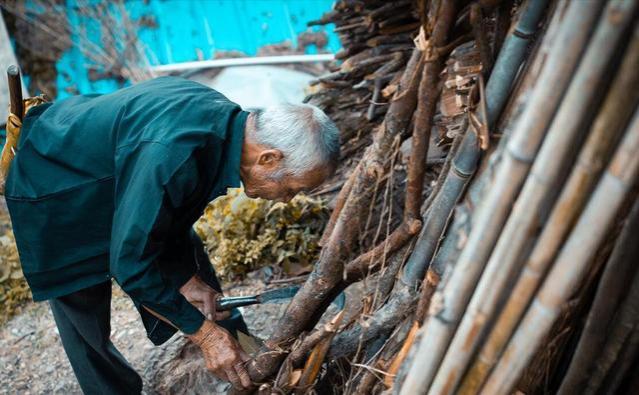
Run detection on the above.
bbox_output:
[209,109,248,199]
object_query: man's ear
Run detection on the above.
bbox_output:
[257,149,283,168]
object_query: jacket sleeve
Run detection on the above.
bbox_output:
[110,141,205,334]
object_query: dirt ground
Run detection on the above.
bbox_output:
[0,280,291,394]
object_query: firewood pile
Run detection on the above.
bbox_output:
[230,1,639,394]
[305,0,419,150]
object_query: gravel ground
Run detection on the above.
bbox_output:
[0,279,291,394]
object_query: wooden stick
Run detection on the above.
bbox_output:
[319,163,359,246]
[352,315,413,394]
[0,66,24,195]
[344,0,459,285]
[384,321,419,388]
[430,1,637,392]
[344,220,420,282]
[459,19,639,393]
[600,326,639,394]
[481,108,639,394]
[7,66,24,119]
[289,310,344,367]
[558,198,639,395]
[245,48,425,387]
[404,0,457,221]
[470,3,493,76]
[400,1,603,391]
[295,311,345,393]
[310,1,461,362]
[399,0,552,288]
[328,283,417,359]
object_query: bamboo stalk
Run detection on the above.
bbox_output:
[558,189,639,394]
[582,232,639,394]
[399,2,604,391]
[244,48,425,387]
[481,107,639,395]
[603,326,639,394]
[400,0,551,287]
[459,19,639,394]
[333,2,545,386]
[428,2,637,393]
[412,0,559,327]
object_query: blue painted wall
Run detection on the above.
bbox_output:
[46,0,339,99]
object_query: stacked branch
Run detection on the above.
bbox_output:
[401,1,639,394]
[232,1,639,394]
[305,0,420,159]
[237,0,519,393]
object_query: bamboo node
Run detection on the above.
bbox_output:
[428,291,445,316]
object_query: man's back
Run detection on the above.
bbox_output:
[6,76,236,199]
[4,76,245,301]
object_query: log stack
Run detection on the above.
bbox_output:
[232,1,639,394]
[305,0,419,149]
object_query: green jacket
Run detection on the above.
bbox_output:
[5,76,247,335]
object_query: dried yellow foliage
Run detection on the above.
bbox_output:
[0,212,31,325]
[195,188,328,280]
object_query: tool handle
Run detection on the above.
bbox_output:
[216,295,260,311]
[7,66,24,119]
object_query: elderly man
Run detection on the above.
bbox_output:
[4,76,339,393]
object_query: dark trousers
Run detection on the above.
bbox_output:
[49,233,248,394]
[49,281,143,395]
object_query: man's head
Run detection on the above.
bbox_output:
[240,104,340,202]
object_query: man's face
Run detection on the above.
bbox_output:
[243,160,330,203]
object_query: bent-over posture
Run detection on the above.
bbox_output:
[5,76,339,393]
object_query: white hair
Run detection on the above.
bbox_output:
[251,104,340,177]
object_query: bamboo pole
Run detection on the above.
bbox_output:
[399,2,604,392]
[243,47,426,389]
[582,240,639,394]
[459,20,639,394]
[603,326,639,394]
[330,0,552,359]
[413,0,564,323]
[400,0,550,286]
[558,189,639,394]
[481,107,639,395]
[428,2,638,393]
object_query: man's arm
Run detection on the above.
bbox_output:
[110,141,249,388]
[110,142,204,333]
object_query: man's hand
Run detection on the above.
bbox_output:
[189,320,252,388]
[180,275,230,321]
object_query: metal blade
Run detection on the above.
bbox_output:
[257,285,301,304]
[257,285,347,311]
